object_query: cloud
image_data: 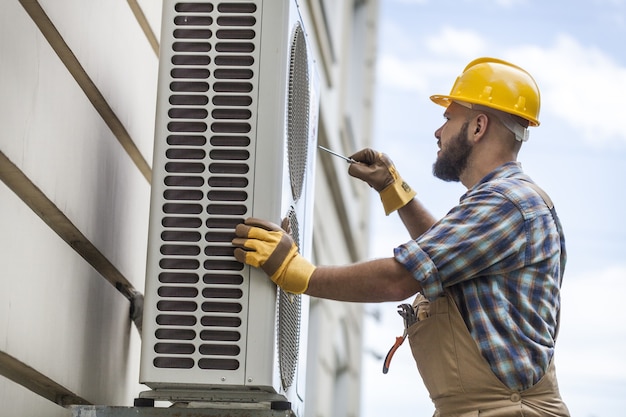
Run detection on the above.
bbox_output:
[552,264,626,414]
[424,27,488,59]
[377,24,626,148]
[376,26,489,95]
[492,0,526,6]
[557,264,626,379]
[387,0,528,6]
[387,0,429,4]
[600,0,626,7]
[465,0,529,7]
[507,34,626,147]
[377,55,430,93]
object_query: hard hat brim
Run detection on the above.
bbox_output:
[429,94,540,127]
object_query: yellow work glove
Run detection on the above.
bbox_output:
[232,217,315,294]
[348,148,416,215]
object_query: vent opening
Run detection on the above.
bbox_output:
[167,135,207,145]
[159,272,199,283]
[164,176,204,187]
[198,358,239,370]
[172,55,211,66]
[157,315,197,326]
[175,3,214,13]
[154,357,195,369]
[155,343,196,354]
[217,3,257,13]
[199,344,241,356]
[174,15,213,26]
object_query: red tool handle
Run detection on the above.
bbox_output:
[382,336,405,374]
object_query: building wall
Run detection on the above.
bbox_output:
[304,1,380,414]
[0,1,378,416]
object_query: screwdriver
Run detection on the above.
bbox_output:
[318,145,357,163]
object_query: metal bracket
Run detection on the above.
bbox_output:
[70,404,295,417]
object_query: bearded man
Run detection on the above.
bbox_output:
[233,57,570,416]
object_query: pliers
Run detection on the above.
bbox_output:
[382,303,417,374]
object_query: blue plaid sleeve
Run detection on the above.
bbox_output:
[394,189,526,299]
[394,240,442,298]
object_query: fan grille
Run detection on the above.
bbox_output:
[287,22,311,202]
[277,207,302,389]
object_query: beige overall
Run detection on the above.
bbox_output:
[408,293,570,417]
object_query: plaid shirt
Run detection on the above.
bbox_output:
[394,162,566,391]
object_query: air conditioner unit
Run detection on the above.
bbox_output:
[139,0,319,414]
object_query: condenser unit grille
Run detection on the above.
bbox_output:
[277,207,302,390]
[152,1,261,372]
[287,23,310,202]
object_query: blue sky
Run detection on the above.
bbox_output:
[360,1,626,416]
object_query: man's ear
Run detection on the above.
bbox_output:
[471,113,489,141]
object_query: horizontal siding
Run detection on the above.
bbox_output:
[37,0,159,166]
[0,374,67,417]
[1,0,153,410]
[0,182,144,407]
[1,0,151,289]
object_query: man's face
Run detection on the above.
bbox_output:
[432,108,473,182]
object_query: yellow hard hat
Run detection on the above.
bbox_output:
[430,57,541,126]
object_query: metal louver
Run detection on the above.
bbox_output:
[152,0,260,374]
[140,1,319,413]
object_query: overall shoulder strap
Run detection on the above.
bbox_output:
[523,181,554,210]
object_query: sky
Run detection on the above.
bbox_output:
[359,0,626,416]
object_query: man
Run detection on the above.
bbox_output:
[232,57,569,416]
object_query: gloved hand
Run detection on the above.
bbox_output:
[348,148,416,215]
[232,217,315,294]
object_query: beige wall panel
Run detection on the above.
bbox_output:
[0,374,68,417]
[136,0,163,43]
[1,1,378,415]
[37,0,159,163]
[1,2,150,288]
[305,299,363,417]
[0,183,144,406]
[314,164,369,263]
[313,188,352,265]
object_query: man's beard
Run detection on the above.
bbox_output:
[432,122,473,182]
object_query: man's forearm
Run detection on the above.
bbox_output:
[304,257,422,303]
[398,198,437,239]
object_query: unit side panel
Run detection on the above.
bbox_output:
[142,0,268,388]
